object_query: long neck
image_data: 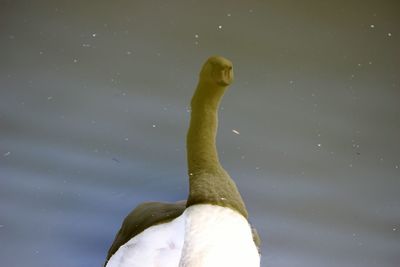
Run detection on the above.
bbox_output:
[186,81,248,218]
[187,81,224,174]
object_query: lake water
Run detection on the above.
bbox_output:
[1,1,399,267]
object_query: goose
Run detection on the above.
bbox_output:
[104,56,261,267]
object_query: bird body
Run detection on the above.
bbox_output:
[106,204,259,267]
[105,56,261,267]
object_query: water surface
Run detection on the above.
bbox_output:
[1,1,399,266]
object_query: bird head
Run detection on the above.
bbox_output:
[199,56,234,87]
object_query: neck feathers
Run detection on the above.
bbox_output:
[186,80,248,218]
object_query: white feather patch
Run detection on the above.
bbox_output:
[179,204,260,267]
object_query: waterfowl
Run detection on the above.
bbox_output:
[104,56,261,267]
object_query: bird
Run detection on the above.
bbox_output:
[104,56,261,267]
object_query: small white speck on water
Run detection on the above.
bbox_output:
[393,228,397,231]
[124,138,129,141]
[126,51,132,55]
[189,173,193,176]
[227,13,231,17]
[232,129,240,135]
[349,164,353,167]
[92,33,97,37]
[47,96,53,100]
[82,43,91,47]
[218,25,223,29]
[255,167,260,170]
[387,32,392,37]
[221,197,226,200]
[73,58,78,63]
[368,61,373,65]
[317,143,322,147]
[4,152,11,157]
[194,34,199,38]
[370,24,375,28]
[152,124,156,128]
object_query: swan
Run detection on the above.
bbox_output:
[104,56,261,267]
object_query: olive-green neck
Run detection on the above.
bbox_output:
[186,81,248,218]
[187,81,224,173]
